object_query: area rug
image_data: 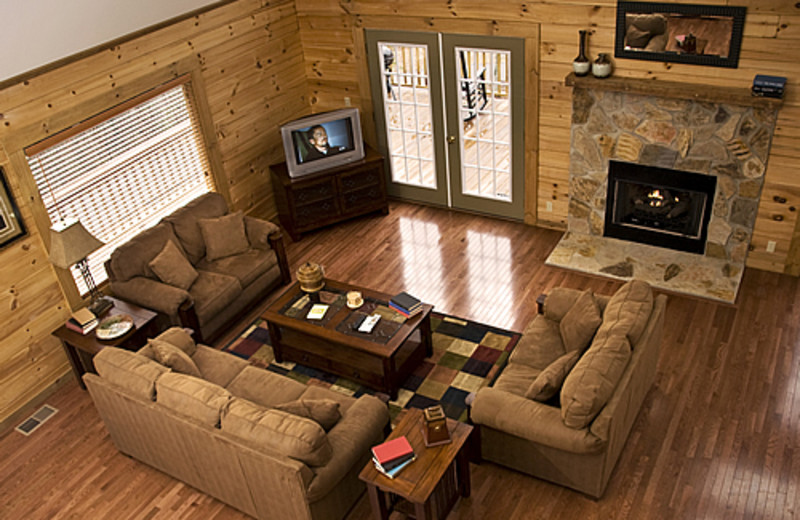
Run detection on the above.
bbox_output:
[223,313,520,424]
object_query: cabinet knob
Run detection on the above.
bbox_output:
[447,135,456,144]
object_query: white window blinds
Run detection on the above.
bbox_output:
[26,76,214,296]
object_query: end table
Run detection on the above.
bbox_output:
[52,296,159,390]
[359,408,473,520]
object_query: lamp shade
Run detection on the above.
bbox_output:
[48,218,104,269]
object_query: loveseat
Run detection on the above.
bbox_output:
[105,192,291,343]
[470,280,666,498]
[84,327,390,520]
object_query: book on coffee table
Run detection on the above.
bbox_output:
[307,304,329,320]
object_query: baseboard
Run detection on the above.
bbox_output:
[0,373,74,438]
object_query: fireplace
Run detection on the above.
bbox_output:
[604,160,716,254]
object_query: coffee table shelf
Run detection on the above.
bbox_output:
[263,279,433,399]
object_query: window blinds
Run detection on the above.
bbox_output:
[26,77,214,295]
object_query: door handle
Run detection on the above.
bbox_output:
[447,135,456,144]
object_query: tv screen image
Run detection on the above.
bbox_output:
[291,118,355,165]
[280,108,365,178]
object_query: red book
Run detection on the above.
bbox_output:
[371,436,413,466]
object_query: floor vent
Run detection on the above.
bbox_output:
[15,404,58,436]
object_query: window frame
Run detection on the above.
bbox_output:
[10,63,227,310]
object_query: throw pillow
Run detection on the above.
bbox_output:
[559,291,603,353]
[524,350,581,402]
[149,339,202,378]
[625,25,652,48]
[276,399,342,431]
[198,211,249,262]
[148,239,198,290]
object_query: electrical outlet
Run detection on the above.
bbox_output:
[344,96,351,107]
[546,201,553,212]
[766,240,776,253]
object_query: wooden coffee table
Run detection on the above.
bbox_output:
[359,408,473,520]
[262,279,433,400]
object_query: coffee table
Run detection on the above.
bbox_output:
[262,279,433,400]
[359,408,473,520]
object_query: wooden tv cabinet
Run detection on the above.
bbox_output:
[269,146,389,241]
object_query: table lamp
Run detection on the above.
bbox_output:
[48,218,113,316]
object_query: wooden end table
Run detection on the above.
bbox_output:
[359,408,473,520]
[263,279,433,400]
[52,296,159,390]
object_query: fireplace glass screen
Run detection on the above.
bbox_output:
[604,160,716,254]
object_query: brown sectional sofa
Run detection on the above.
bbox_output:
[471,280,666,498]
[84,327,390,520]
[105,192,291,343]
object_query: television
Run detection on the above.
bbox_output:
[280,108,365,178]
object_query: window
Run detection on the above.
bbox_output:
[26,76,214,295]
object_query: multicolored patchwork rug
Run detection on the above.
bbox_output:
[223,313,520,424]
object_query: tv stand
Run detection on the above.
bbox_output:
[269,145,388,241]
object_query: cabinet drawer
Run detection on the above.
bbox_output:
[292,180,335,204]
[295,198,339,226]
[340,168,382,193]
[342,185,385,212]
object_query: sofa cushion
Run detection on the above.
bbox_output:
[276,399,342,432]
[559,291,602,353]
[191,345,248,387]
[493,362,543,397]
[196,248,274,288]
[222,398,333,466]
[510,315,565,370]
[107,222,183,282]
[94,347,169,400]
[298,385,357,414]
[152,327,197,356]
[149,339,202,378]
[163,192,229,264]
[148,239,198,290]
[525,350,581,402]
[543,287,584,322]
[188,271,242,326]
[156,372,231,427]
[226,365,307,407]
[595,280,654,346]
[199,212,249,262]
[561,336,632,429]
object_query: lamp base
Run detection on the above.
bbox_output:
[89,297,114,317]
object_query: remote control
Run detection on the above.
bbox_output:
[358,314,381,333]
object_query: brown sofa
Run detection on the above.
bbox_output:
[470,280,666,498]
[105,192,291,343]
[84,327,390,520]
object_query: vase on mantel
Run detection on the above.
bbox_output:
[573,30,590,77]
[592,53,613,78]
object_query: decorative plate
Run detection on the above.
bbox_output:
[96,314,134,340]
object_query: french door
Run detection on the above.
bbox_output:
[366,30,524,220]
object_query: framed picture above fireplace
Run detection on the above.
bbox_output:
[614,2,746,68]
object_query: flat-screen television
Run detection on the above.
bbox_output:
[280,108,365,178]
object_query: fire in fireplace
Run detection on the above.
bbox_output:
[604,160,717,254]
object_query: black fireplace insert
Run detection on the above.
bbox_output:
[604,160,716,254]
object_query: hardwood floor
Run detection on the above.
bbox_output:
[2,201,799,519]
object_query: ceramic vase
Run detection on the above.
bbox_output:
[592,53,613,78]
[573,30,590,76]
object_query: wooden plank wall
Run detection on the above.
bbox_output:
[0,0,308,429]
[294,0,800,274]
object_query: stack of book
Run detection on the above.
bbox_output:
[371,436,415,479]
[66,308,98,335]
[752,74,786,99]
[389,292,422,318]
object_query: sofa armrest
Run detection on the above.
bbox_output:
[305,394,389,501]
[110,276,191,318]
[268,231,292,285]
[244,216,280,250]
[542,287,585,321]
[471,387,604,454]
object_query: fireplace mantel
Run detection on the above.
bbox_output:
[565,72,783,109]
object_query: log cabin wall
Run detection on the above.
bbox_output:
[0,0,308,429]
[294,0,800,275]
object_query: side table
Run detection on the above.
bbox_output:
[52,297,159,390]
[359,408,473,520]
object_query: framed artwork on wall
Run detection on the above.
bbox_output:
[0,166,27,248]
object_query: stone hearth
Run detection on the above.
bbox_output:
[546,74,781,304]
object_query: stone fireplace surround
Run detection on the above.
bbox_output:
[546,74,782,303]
